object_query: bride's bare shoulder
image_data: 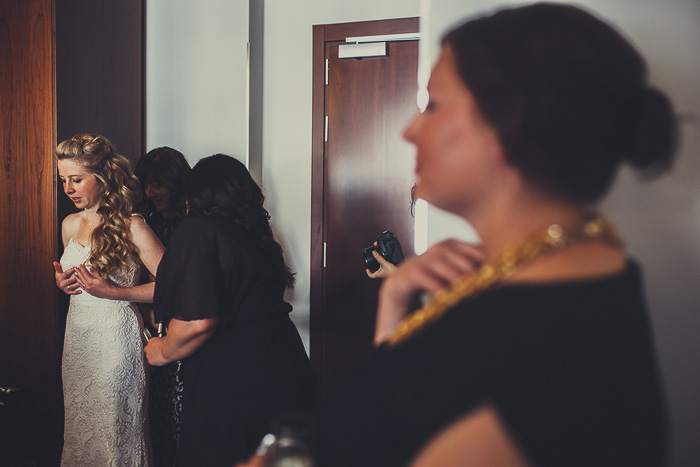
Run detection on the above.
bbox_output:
[61,212,83,246]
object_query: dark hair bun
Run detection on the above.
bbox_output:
[626,87,677,173]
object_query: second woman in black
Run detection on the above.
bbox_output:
[145,154,315,466]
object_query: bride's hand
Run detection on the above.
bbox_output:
[374,239,485,345]
[73,264,115,299]
[53,262,81,295]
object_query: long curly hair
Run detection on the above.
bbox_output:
[186,154,295,289]
[57,133,141,281]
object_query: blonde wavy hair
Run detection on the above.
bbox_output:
[57,133,141,281]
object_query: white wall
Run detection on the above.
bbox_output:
[146,0,249,166]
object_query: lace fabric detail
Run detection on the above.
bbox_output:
[60,238,152,466]
[65,237,142,288]
[149,361,184,467]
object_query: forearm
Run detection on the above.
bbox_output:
[105,281,155,303]
[158,318,218,363]
[160,331,212,362]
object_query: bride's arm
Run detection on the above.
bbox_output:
[53,214,81,295]
[130,215,165,277]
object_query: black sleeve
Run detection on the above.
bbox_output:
[154,217,230,322]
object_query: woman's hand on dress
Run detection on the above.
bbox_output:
[374,239,485,345]
[366,249,399,279]
[144,337,168,366]
[73,264,115,299]
[53,262,81,295]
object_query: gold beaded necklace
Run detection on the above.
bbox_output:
[387,214,623,347]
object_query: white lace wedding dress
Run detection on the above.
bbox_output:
[60,238,151,466]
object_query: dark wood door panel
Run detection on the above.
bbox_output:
[311,19,419,390]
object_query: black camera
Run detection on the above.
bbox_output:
[362,231,405,273]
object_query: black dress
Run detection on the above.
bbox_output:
[154,214,316,466]
[146,211,182,247]
[318,261,668,466]
[144,211,185,467]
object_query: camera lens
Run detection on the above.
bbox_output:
[362,246,380,273]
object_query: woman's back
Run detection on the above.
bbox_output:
[154,214,315,465]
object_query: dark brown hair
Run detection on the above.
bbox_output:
[186,154,295,289]
[135,146,191,217]
[442,2,677,203]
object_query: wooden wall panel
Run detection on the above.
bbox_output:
[0,0,59,402]
[56,0,144,163]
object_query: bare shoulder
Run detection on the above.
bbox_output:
[129,213,148,231]
[129,213,164,251]
[129,213,164,274]
[61,212,82,245]
[129,214,157,244]
[62,212,82,229]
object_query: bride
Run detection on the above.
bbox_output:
[53,133,164,466]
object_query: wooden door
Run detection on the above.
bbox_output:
[311,18,420,391]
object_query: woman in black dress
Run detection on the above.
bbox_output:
[317,3,676,466]
[135,146,191,467]
[135,146,191,246]
[144,154,315,466]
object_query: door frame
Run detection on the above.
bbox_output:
[310,17,420,386]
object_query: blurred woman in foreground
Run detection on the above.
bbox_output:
[318,3,676,466]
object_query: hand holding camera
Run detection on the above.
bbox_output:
[363,231,405,277]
